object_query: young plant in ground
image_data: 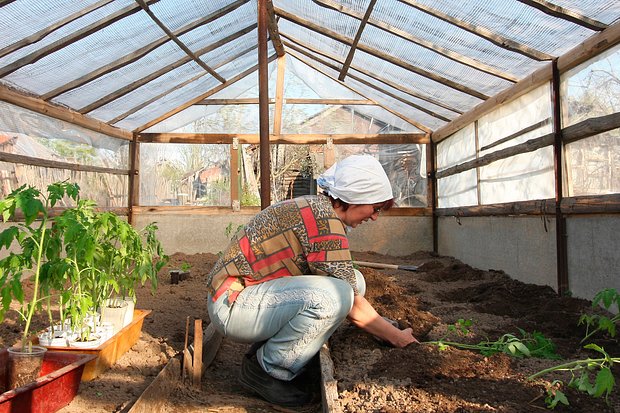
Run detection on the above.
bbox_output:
[528,343,619,408]
[180,262,191,272]
[579,288,619,344]
[425,326,561,360]
[0,182,80,350]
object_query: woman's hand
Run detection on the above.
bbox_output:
[347,295,419,348]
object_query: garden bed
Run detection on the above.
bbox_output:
[1,251,618,412]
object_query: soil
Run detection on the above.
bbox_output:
[1,251,618,412]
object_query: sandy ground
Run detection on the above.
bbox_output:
[1,251,619,412]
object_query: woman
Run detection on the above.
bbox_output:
[206,154,418,407]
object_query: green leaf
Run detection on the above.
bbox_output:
[593,367,614,398]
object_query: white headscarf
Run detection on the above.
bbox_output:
[317,154,393,204]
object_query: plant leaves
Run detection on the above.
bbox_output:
[593,367,614,398]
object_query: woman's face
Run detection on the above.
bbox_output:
[337,203,383,228]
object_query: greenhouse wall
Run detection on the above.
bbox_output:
[134,213,433,257]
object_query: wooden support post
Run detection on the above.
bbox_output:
[192,319,203,387]
[182,316,191,380]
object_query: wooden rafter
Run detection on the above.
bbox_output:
[134,54,278,133]
[265,0,285,56]
[0,0,114,59]
[0,1,18,7]
[517,0,607,31]
[0,83,131,140]
[0,152,130,175]
[194,98,375,105]
[281,32,463,115]
[272,55,286,135]
[397,0,553,61]
[313,0,518,83]
[285,47,432,133]
[109,44,258,124]
[42,0,249,100]
[275,7,488,100]
[0,0,160,78]
[286,43,452,123]
[79,23,256,114]
[338,0,376,81]
[135,0,225,83]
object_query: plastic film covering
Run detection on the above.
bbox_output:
[437,123,476,171]
[0,101,129,169]
[561,44,620,127]
[286,56,362,99]
[566,132,620,196]
[552,0,620,24]
[334,144,427,207]
[139,143,230,206]
[436,124,477,208]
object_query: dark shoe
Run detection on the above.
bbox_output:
[239,354,312,407]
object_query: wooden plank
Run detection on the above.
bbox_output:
[397,0,553,61]
[273,55,286,136]
[0,83,132,140]
[137,132,429,145]
[127,357,180,413]
[131,205,430,216]
[265,0,285,57]
[275,7,489,100]
[561,194,620,214]
[517,0,607,31]
[320,344,341,413]
[0,150,130,175]
[558,20,620,73]
[480,118,551,151]
[259,0,271,210]
[192,319,203,387]
[200,323,223,374]
[339,0,376,81]
[314,0,518,82]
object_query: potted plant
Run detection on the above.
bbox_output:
[0,182,80,389]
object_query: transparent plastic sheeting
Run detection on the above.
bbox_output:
[139,143,231,207]
[437,171,478,208]
[334,144,427,207]
[561,43,620,128]
[436,123,477,208]
[566,130,620,197]
[0,101,129,169]
[0,162,128,207]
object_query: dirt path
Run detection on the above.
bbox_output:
[1,251,618,412]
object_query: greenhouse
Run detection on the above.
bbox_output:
[0,0,619,412]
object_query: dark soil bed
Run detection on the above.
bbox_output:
[1,251,618,412]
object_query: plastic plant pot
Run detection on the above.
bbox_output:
[6,346,47,390]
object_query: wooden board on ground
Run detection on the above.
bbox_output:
[127,357,180,413]
[320,344,341,413]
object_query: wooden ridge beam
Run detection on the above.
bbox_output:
[265,0,285,56]
[109,44,257,125]
[338,0,377,81]
[275,7,489,100]
[135,54,277,132]
[397,0,553,61]
[135,0,225,83]
[282,32,463,114]
[517,0,607,31]
[286,42,451,125]
[0,83,131,140]
[0,0,160,78]
[313,0,518,82]
[42,0,248,100]
[0,0,114,59]
[80,23,257,114]
[137,132,429,145]
[194,98,374,105]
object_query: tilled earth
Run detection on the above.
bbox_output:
[1,251,619,412]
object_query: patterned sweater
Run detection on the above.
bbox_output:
[207,195,356,302]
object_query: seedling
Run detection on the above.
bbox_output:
[543,380,569,409]
[528,343,619,408]
[578,288,619,344]
[180,262,192,272]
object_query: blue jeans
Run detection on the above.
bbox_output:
[208,270,366,380]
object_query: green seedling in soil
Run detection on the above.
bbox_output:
[579,288,619,344]
[426,328,561,360]
[447,318,473,336]
[528,343,620,408]
[180,262,191,272]
[543,380,569,409]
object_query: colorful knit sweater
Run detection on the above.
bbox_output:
[206,195,356,302]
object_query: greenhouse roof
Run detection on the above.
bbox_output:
[0,0,619,136]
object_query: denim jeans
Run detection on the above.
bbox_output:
[208,270,366,380]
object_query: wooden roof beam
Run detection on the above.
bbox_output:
[0,0,160,78]
[265,0,285,56]
[338,0,376,81]
[517,0,607,31]
[286,43,451,124]
[135,54,278,133]
[313,0,518,83]
[0,0,114,59]
[135,0,225,83]
[281,32,464,115]
[42,0,249,100]
[109,44,258,124]
[397,0,553,61]
[79,23,256,114]
[275,7,488,100]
